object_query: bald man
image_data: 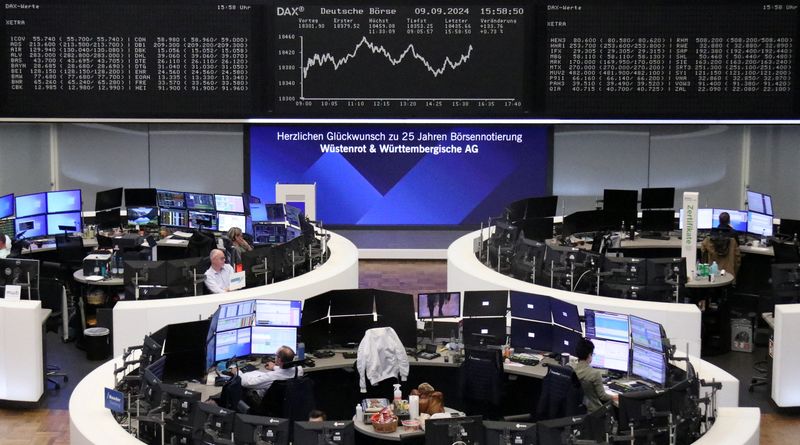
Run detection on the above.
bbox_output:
[204,248,234,293]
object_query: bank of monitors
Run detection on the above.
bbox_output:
[463,290,508,317]
[425,416,484,445]
[630,315,665,352]
[418,292,461,319]
[124,260,168,287]
[584,309,630,343]
[294,421,354,445]
[95,188,123,211]
[215,194,245,214]
[631,345,667,387]
[747,211,774,237]
[127,206,158,227]
[0,193,13,219]
[234,414,289,445]
[15,192,46,218]
[483,420,536,445]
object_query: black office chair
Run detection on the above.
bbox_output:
[39,261,69,389]
[459,345,504,419]
[55,234,85,271]
[256,359,315,422]
[187,230,216,259]
[535,364,586,421]
[487,220,519,273]
[772,242,800,263]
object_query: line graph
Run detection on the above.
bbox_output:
[301,36,474,79]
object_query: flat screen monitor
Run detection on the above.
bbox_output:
[218,213,247,233]
[640,188,675,209]
[215,327,252,362]
[46,189,81,213]
[462,317,506,346]
[329,314,375,347]
[510,318,552,352]
[770,263,800,298]
[0,258,39,292]
[215,194,245,213]
[631,344,667,386]
[640,210,675,232]
[603,256,647,286]
[712,209,748,232]
[537,415,584,445]
[507,196,558,221]
[159,208,188,227]
[746,190,765,214]
[630,315,664,352]
[590,338,630,373]
[95,188,123,211]
[618,389,671,433]
[249,202,268,222]
[747,211,773,237]
[418,292,461,319]
[509,291,551,322]
[764,194,774,216]
[156,189,186,209]
[194,404,236,445]
[551,325,581,355]
[188,210,218,230]
[463,290,508,317]
[15,192,46,218]
[0,193,14,219]
[550,298,581,331]
[603,189,638,213]
[127,206,159,227]
[123,260,168,286]
[95,208,121,230]
[264,204,286,222]
[46,212,82,235]
[679,208,713,230]
[124,188,157,207]
[255,299,302,327]
[425,416,484,445]
[217,300,256,332]
[778,218,800,238]
[251,326,297,355]
[234,414,289,445]
[14,214,47,239]
[584,309,630,343]
[647,257,687,287]
[483,420,536,445]
[186,192,216,211]
[293,421,354,445]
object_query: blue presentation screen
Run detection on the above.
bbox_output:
[249,125,551,225]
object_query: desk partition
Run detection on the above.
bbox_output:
[0,299,46,402]
[772,304,800,407]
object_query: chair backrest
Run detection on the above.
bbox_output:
[536,364,585,421]
[259,375,315,423]
[460,346,504,406]
[55,234,85,266]
[219,374,243,412]
[187,230,216,259]
[773,242,800,263]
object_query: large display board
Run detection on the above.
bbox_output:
[0,0,798,119]
[249,124,551,226]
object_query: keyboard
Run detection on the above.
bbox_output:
[417,352,441,360]
[342,351,358,359]
[240,364,257,373]
[509,354,540,366]
[312,350,335,359]
[608,381,651,394]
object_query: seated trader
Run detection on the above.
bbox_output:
[227,227,253,254]
[702,212,742,278]
[715,212,740,245]
[240,345,303,396]
[0,233,10,259]
[205,248,234,293]
[570,338,617,412]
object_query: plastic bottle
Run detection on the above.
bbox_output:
[409,395,420,420]
[111,246,121,276]
[355,404,363,423]
[393,383,402,402]
[297,342,305,360]
[710,261,719,277]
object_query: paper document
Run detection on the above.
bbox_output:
[84,275,105,282]
[166,239,186,244]
[172,231,193,238]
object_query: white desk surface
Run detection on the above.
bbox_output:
[352,407,462,441]
[73,269,124,286]
[685,273,734,289]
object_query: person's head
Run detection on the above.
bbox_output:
[209,248,226,271]
[575,338,595,362]
[308,409,326,422]
[276,345,295,366]
[718,212,731,227]
[227,227,243,241]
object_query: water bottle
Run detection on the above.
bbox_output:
[297,342,305,360]
[709,261,719,277]
[115,247,123,276]
[355,404,363,423]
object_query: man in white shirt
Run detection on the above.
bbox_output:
[204,248,234,293]
[0,234,11,259]
[240,345,303,397]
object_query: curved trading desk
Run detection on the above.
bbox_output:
[70,351,754,445]
[111,231,359,356]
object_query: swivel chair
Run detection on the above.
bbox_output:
[257,359,315,423]
[535,364,586,421]
[39,261,69,389]
[460,345,504,419]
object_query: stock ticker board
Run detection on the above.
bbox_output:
[0,1,798,119]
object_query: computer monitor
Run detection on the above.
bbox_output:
[159,208,188,228]
[550,298,581,331]
[218,213,247,233]
[165,256,206,289]
[156,189,186,209]
[127,206,158,227]
[329,315,375,347]
[124,188,157,207]
[194,404,237,445]
[285,205,302,228]
[14,214,47,238]
[95,208,121,230]
[590,338,630,373]
[640,188,675,209]
[640,210,675,232]
[418,292,461,319]
[631,345,668,387]
[293,421,354,445]
[141,363,165,412]
[159,384,200,424]
[747,211,773,237]
[216,300,256,331]
[215,194,245,214]
[251,326,297,355]
[186,192,216,211]
[234,414,289,445]
[630,315,664,352]
[602,256,647,286]
[507,196,558,221]
[483,420,536,445]
[424,416,484,445]
[264,204,286,222]
[95,188,123,211]
[647,257,687,287]
[584,309,630,343]
[463,317,506,346]
[15,192,46,218]
[509,291,551,322]
[255,299,302,327]
[46,212,82,235]
[603,189,638,227]
[778,218,800,238]
[617,388,672,436]
[249,203,268,222]
[215,327,252,362]
[463,290,508,317]
[712,208,748,231]
[551,325,581,355]
[511,237,546,282]
[242,245,276,287]
[746,190,764,214]
[510,318,553,351]
[0,193,13,219]
[123,260,168,287]
[771,263,800,303]
[679,208,713,230]
[764,194,774,216]
[537,415,584,445]
[46,189,81,213]
[188,210,218,230]
[0,258,39,297]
